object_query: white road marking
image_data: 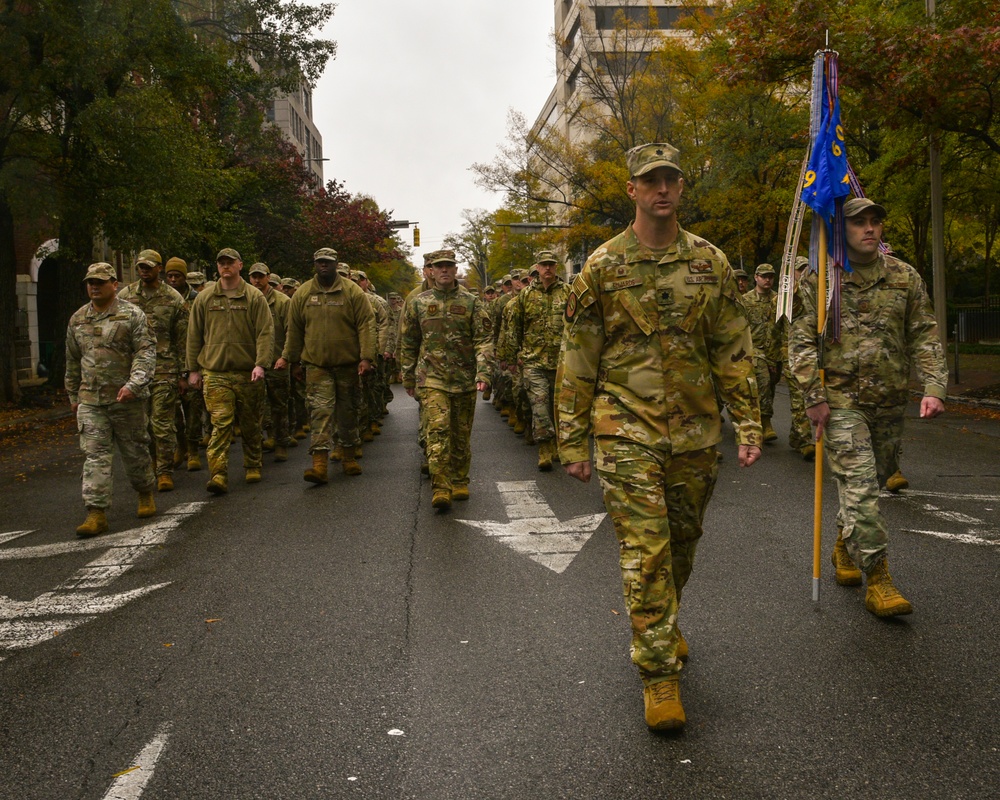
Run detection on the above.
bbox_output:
[102,724,171,800]
[0,503,205,659]
[457,481,606,573]
[891,489,1000,503]
[0,530,34,545]
[901,529,999,547]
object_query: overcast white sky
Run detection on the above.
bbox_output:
[312,1,557,269]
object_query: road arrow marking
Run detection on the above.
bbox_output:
[0,530,34,545]
[0,503,205,659]
[901,529,999,547]
[890,490,1000,546]
[457,480,606,573]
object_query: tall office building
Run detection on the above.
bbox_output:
[267,84,325,183]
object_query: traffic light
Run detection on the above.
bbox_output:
[413,227,420,247]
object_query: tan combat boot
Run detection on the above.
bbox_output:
[137,492,156,519]
[329,445,343,462]
[865,557,913,617]
[452,483,470,501]
[499,405,510,419]
[371,421,381,436]
[800,444,816,462]
[513,413,526,435]
[304,453,328,484]
[274,445,288,463]
[76,508,109,538]
[206,474,228,495]
[354,445,363,459]
[885,470,909,492]
[157,474,174,492]
[187,453,202,471]
[172,446,185,468]
[537,439,554,472]
[245,467,262,483]
[342,455,362,476]
[677,628,689,663]
[762,416,778,442]
[362,428,374,443]
[643,676,686,731]
[431,478,452,510]
[508,409,518,429]
[831,530,862,586]
[262,437,276,452]
[293,427,308,440]
[524,426,535,446]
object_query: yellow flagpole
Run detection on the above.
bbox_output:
[812,223,828,602]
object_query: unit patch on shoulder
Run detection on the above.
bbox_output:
[688,260,713,274]
[565,292,578,322]
[684,275,719,284]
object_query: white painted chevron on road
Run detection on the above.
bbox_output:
[457,481,606,573]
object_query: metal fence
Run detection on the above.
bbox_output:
[955,298,1000,343]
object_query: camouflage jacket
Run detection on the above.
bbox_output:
[117,280,187,377]
[496,295,522,363]
[789,254,948,409]
[491,292,513,347]
[65,297,156,405]
[741,288,781,364]
[510,278,571,369]
[367,290,395,356]
[399,284,493,393]
[265,288,291,365]
[556,224,761,464]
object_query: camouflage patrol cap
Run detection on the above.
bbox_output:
[388,291,402,300]
[843,197,886,220]
[186,271,206,285]
[755,263,776,276]
[422,252,434,266]
[313,247,338,262]
[732,268,749,279]
[509,268,524,280]
[164,257,187,274]
[135,249,162,267]
[248,262,269,276]
[626,142,683,178]
[794,256,810,271]
[268,273,281,286]
[502,273,513,285]
[83,262,117,282]
[534,249,558,264]
[427,249,457,266]
[354,270,368,281]
[528,266,540,278]
[216,247,241,262]
[281,277,300,289]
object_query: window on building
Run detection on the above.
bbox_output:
[593,5,700,30]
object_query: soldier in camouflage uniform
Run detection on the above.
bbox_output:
[399,249,492,509]
[182,271,210,463]
[163,258,202,470]
[350,268,393,437]
[118,249,188,492]
[248,264,293,462]
[66,263,157,537]
[782,257,814,460]
[510,250,570,470]
[277,248,376,483]
[789,198,948,617]
[733,267,751,295]
[187,248,274,494]
[742,263,781,443]
[556,143,762,731]
[401,255,435,474]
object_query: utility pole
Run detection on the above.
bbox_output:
[927,0,948,350]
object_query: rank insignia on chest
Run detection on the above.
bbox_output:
[688,260,713,274]
[615,265,629,277]
[93,326,103,336]
[307,295,321,305]
[427,303,439,315]
[660,288,674,305]
[684,275,718,284]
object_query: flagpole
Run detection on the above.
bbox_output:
[812,223,827,603]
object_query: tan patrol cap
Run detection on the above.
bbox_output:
[336,263,351,277]
[354,270,368,281]
[626,142,683,178]
[83,262,117,282]
[135,249,162,267]
[843,197,887,219]
[755,263,776,276]
[248,262,269,276]
[186,271,206,285]
[427,249,457,266]
[164,257,187,274]
[534,249,558,264]
[268,273,281,286]
[280,277,300,289]
[509,268,524,280]
[794,256,810,271]
[216,247,241,261]
[314,247,338,262]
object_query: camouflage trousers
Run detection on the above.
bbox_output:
[523,366,557,442]
[181,386,206,448]
[203,371,265,476]
[786,374,812,450]
[752,357,774,419]
[305,364,361,453]
[423,388,476,489]
[263,367,292,446]
[824,406,904,572]
[145,379,180,476]
[380,356,394,409]
[77,401,155,509]
[289,370,309,431]
[512,365,531,423]
[594,438,719,681]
